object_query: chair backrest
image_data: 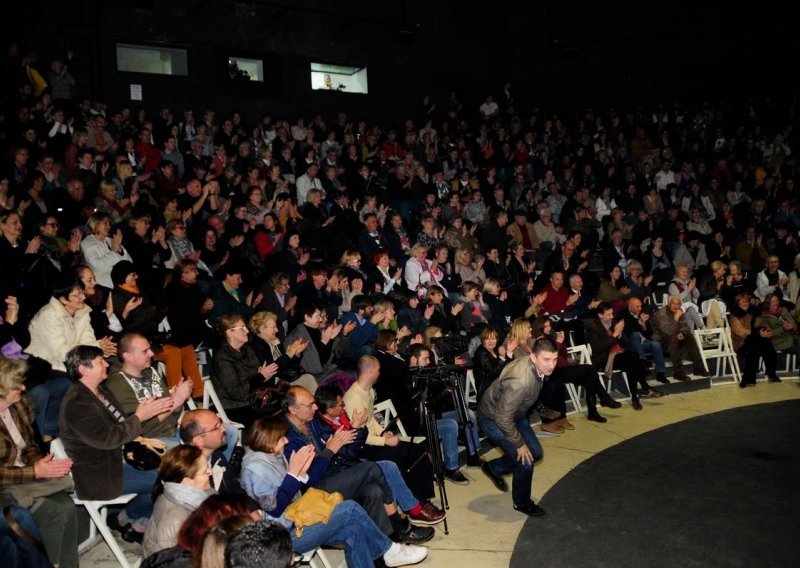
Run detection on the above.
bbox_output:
[50,438,68,460]
[373,398,408,438]
[567,344,591,365]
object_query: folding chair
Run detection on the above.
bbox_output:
[464,369,477,405]
[50,439,141,568]
[693,326,741,383]
[373,398,408,438]
[583,343,631,399]
[299,546,344,568]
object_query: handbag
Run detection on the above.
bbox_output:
[249,378,290,417]
[123,437,167,471]
[1,476,74,512]
[284,488,343,537]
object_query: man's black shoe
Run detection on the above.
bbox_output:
[587,409,608,423]
[768,375,782,383]
[106,513,129,535]
[513,502,546,517]
[481,463,508,492]
[444,468,469,485]
[121,525,144,544]
[466,454,482,468]
[396,523,435,544]
[598,393,622,409]
[655,372,670,384]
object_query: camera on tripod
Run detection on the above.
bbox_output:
[430,333,468,364]
[408,365,459,394]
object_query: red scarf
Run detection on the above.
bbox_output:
[318,412,352,431]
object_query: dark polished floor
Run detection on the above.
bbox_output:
[511,399,800,568]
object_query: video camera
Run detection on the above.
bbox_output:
[430,333,468,364]
[408,364,461,392]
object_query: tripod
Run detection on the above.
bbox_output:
[407,367,476,536]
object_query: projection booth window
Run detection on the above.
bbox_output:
[116,44,188,76]
[310,63,368,94]
[228,57,263,82]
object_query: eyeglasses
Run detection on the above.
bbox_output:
[330,402,345,409]
[68,290,86,300]
[197,421,223,436]
[227,326,248,333]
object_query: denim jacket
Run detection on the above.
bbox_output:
[240,449,304,530]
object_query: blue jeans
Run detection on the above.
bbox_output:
[28,377,71,438]
[628,332,666,373]
[437,409,481,470]
[479,416,543,507]
[291,500,391,568]
[376,461,417,512]
[121,463,159,525]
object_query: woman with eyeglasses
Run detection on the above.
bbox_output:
[210,314,276,428]
[142,445,215,557]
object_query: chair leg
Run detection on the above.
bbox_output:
[83,505,139,568]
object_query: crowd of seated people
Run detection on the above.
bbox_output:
[1,47,800,564]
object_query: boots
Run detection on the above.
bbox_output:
[597,390,622,409]
[586,395,608,423]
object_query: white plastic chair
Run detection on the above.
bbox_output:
[693,326,741,383]
[373,398,408,438]
[50,439,141,568]
[583,343,630,399]
[464,369,477,405]
[300,546,344,568]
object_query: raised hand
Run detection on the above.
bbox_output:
[98,336,117,356]
[4,296,19,325]
[349,408,369,429]
[258,362,280,380]
[507,337,520,354]
[171,378,194,407]
[325,428,357,453]
[111,229,123,252]
[25,236,42,254]
[287,445,316,477]
[135,396,174,422]
[34,454,73,479]
[342,320,357,336]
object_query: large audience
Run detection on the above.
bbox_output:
[1,44,800,567]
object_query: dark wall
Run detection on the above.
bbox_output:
[4,0,800,122]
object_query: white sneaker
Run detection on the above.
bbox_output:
[383,542,429,567]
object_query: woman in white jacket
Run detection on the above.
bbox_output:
[80,213,132,289]
[23,276,116,439]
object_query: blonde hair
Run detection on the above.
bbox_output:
[0,357,27,398]
[249,311,278,334]
[455,248,472,267]
[86,213,112,235]
[508,318,532,344]
[372,300,395,317]
[339,250,361,265]
[483,278,501,294]
[410,243,428,258]
[422,326,442,348]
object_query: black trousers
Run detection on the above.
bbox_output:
[739,334,777,384]
[360,440,435,502]
[608,350,649,398]
[317,461,393,535]
[540,364,604,417]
